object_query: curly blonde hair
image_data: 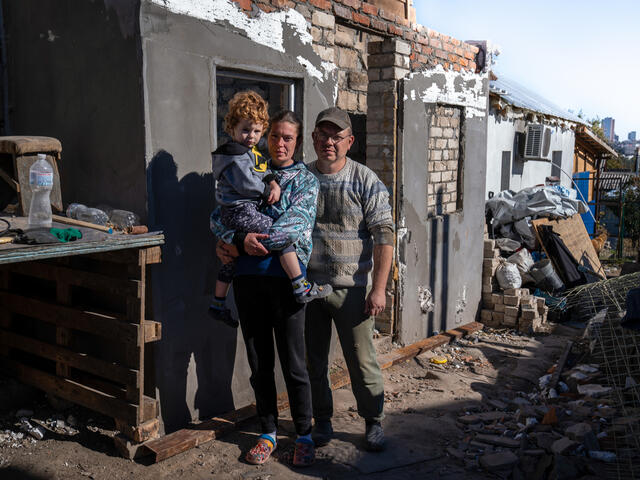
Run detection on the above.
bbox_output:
[224,91,270,135]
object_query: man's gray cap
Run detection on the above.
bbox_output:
[315,107,352,130]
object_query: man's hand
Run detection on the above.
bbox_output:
[216,240,238,265]
[365,287,386,317]
[267,181,281,205]
[245,233,269,256]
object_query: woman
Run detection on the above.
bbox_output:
[211,110,317,467]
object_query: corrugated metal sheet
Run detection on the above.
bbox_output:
[490,74,586,125]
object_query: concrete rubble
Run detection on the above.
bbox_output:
[445,348,618,478]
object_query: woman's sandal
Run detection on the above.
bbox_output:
[245,435,276,465]
[292,438,315,467]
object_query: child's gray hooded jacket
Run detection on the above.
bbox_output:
[212,142,277,207]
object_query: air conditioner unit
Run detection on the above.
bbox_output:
[523,124,552,160]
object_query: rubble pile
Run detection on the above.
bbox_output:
[481,238,551,334]
[448,359,617,478]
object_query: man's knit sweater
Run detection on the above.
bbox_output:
[307,158,394,288]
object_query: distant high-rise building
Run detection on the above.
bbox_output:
[602,117,615,142]
[629,131,637,142]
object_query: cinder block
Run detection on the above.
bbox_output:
[482,276,494,287]
[536,297,546,309]
[503,295,520,306]
[503,315,518,327]
[492,311,505,322]
[481,284,493,293]
[491,293,504,305]
[520,288,530,296]
[484,239,495,250]
[505,306,520,317]
[494,303,505,313]
[504,288,519,296]
[481,309,493,322]
[521,307,538,320]
[483,258,500,275]
[520,295,535,308]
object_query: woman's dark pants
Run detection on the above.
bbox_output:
[233,275,312,436]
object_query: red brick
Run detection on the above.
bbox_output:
[361,2,377,15]
[409,52,416,61]
[371,18,387,32]
[448,53,458,62]
[443,42,454,52]
[469,61,477,71]
[333,3,352,19]
[455,46,463,56]
[416,34,428,45]
[427,29,439,38]
[417,54,427,63]
[257,3,274,11]
[440,33,450,43]
[463,50,475,60]
[235,0,253,10]
[403,30,416,42]
[429,38,442,49]
[453,63,461,72]
[421,45,433,55]
[398,17,409,27]
[411,61,421,70]
[353,12,370,26]
[379,8,396,21]
[451,37,461,46]
[341,0,361,8]
[388,23,403,36]
[467,44,479,54]
[271,0,292,7]
[310,0,331,10]
[435,49,448,60]
[459,57,468,67]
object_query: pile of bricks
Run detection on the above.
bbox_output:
[480,239,549,334]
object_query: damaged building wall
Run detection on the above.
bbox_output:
[396,66,489,344]
[486,115,576,198]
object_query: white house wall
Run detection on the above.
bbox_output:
[486,114,575,198]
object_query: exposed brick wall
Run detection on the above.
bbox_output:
[427,105,463,216]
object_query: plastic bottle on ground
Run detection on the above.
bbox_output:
[27,154,54,228]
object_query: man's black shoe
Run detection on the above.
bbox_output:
[365,422,385,452]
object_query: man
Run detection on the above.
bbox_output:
[305,107,394,452]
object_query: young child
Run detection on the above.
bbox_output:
[210,91,331,327]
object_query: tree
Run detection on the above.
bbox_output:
[622,176,640,249]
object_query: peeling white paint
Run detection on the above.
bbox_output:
[417,285,434,314]
[150,0,311,53]
[455,285,467,324]
[409,65,488,118]
[297,56,322,80]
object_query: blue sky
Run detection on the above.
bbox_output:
[415,0,640,139]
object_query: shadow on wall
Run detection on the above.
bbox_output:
[427,186,450,337]
[147,150,238,432]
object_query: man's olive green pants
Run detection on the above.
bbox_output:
[305,286,384,423]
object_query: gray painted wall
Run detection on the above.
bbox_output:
[4,0,147,216]
[139,2,337,430]
[397,72,488,344]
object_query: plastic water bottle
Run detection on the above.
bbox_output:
[66,203,109,225]
[27,154,54,228]
[109,209,140,229]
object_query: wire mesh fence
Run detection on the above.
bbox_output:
[555,273,640,479]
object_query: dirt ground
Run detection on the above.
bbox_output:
[0,325,578,480]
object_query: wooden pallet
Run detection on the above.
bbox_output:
[0,245,162,447]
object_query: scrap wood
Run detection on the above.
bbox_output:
[142,321,483,463]
[549,340,573,391]
[531,214,605,279]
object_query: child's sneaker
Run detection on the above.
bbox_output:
[295,282,333,304]
[208,305,239,328]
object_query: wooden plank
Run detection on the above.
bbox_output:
[143,321,483,463]
[144,321,162,343]
[531,215,605,278]
[56,282,71,377]
[0,292,139,345]
[549,340,573,391]
[136,249,146,424]
[115,418,160,443]
[5,261,141,298]
[0,269,9,356]
[142,246,162,265]
[143,405,257,462]
[0,233,164,265]
[0,329,139,387]
[0,357,138,425]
